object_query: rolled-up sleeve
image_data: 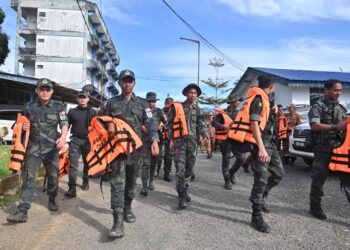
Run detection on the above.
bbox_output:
[308,104,321,124]
[249,96,262,122]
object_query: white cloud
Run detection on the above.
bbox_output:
[218,0,350,22]
[97,0,143,26]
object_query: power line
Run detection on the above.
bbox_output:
[137,75,238,82]
[161,0,245,72]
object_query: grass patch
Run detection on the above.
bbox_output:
[0,146,11,180]
[0,189,20,208]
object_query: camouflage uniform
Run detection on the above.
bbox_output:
[19,99,68,210]
[249,96,285,212]
[212,106,246,183]
[162,106,174,177]
[104,93,158,210]
[168,101,208,192]
[308,96,346,211]
[67,105,96,190]
[140,106,166,191]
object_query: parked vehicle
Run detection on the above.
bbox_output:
[0,105,23,144]
[289,103,350,166]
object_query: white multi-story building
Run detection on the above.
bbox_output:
[11,0,120,98]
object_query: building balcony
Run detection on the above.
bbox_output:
[96,47,105,57]
[86,59,98,70]
[10,0,19,8]
[19,54,36,63]
[19,47,36,55]
[88,35,99,48]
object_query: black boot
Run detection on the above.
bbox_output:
[184,189,191,203]
[108,209,124,239]
[7,208,28,223]
[164,172,173,182]
[251,205,271,233]
[123,201,136,223]
[82,178,89,191]
[48,197,58,212]
[309,205,327,220]
[178,190,187,210]
[243,163,250,173]
[65,186,77,198]
[229,169,236,185]
[191,173,196,181]
[224,175,232,190]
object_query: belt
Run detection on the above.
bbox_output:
[73,135,88,139]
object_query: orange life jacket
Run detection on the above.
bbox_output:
[86,116,143,177]
[171,102,188,139]
[9,113,30,172]
[227,87,270,144]
[214,108,233,141]
[58,144,70,178]
[329,117,350,173]
[278,115,289,139]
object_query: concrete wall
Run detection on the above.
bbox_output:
[36,35,84,58]
[275,83,292,107]
[339,90,350,105]
[292,88,310,105]
[35,62,83,86]
[37,8,84,32]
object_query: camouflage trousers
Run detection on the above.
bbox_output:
[163,139,173,174]
[174,137,197,191]
[220,140,246,178]
[309,151,332,207]
[19,147,59,210]
[68,136,90,187]
[140,143,156,185]
[110,150,140,209]
[249,142,285,206]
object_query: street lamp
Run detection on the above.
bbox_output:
[180,37,200,86]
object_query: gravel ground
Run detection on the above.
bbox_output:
[0,153,350,250]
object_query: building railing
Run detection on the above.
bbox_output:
[19,47,36,55]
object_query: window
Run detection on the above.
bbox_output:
[39,12,46,17]
[37,65,43,69]
[38,38,44,43]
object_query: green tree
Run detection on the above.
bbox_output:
[198,57,230,107]
[0,7,10,66]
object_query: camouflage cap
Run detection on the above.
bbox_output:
[182,83,202,97]
[165,97,174,103]
[37,78,53,88]
[118,69,135,80]
[78,90,89,98]
[146,92,159,101]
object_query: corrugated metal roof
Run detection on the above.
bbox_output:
[254,67,350,82]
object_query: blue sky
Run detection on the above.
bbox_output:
[1,0,350,106]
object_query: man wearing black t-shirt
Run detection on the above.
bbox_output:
[65,91,97,197]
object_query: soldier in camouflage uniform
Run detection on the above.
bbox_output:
[212,94,246,190]
[248,76,284,233]
[104,70,159,239]
[308,79,347,220]
[140,92,167,196]
[160,97,174,182]
[64,90,97,198]
[7,78,68,223]
[168,84,209,209]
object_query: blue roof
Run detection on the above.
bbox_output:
[253,67,350,82]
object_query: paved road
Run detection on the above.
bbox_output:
[1,153,350,250]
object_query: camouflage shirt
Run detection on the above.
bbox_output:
[168,101,209,140]
[104,93,159,143]
[23,99,68,153]
[308,96,347,151]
